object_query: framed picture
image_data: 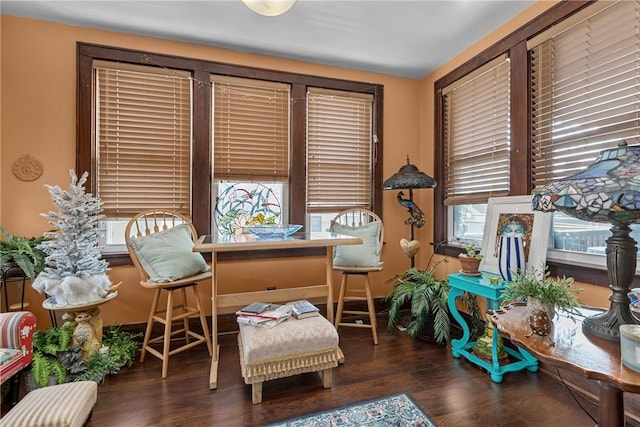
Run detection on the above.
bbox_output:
[479,195,552,276]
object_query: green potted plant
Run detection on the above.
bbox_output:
[385,255,483,345]
[30,325,75,387]
[29,324,141,388]
[500,266,582,320]
[458,242,484,275]
[0,226,47,280]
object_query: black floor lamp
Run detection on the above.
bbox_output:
[383,156,437,267]
[532,141,640,342]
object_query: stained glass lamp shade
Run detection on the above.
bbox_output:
[382,157,437,191]
[532,141,640,342]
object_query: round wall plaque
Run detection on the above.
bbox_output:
[12,154,44,181]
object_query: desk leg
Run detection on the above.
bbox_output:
[326,247,334,324]
[598,381,624,427]
[209,252,219,390]
[447,288,467,358]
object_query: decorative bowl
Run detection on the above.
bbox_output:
[244,224,303,238]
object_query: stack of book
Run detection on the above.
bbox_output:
[236,303,292,328]
[289,300,320,319]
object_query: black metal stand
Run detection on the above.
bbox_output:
[1,262,57,326]
[1,262,27,312]
[408,189,416,268]
[582,223,640,342]
[396,188,423,268]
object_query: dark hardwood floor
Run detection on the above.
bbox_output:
[4,313,639,426]
[79,320,617,427]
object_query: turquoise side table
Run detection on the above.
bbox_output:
[448,273,538,383]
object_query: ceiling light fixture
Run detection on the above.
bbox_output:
[242,0,297,17]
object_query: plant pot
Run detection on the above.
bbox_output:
[458,254,481,275]
[1,261,27,279]
[24,370,58,392]
[526,297,556,320]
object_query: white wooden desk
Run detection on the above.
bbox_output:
[193,232,362,390]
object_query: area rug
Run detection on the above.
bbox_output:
[266,392,437,427]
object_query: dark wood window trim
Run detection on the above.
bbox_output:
[432,1,620,287]
[77,43,383,264]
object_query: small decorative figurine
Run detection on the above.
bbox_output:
[72,311,102,358]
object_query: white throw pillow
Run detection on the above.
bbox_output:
[129,223,209,282]
[330,220,382,268]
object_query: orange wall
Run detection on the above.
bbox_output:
[0,15,423,326]
[1,1,609,327]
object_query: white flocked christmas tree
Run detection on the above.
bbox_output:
[32,170,113,305]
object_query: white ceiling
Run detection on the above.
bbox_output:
[1,0,535,79]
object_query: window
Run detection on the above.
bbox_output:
[306,88,374,231]
[77,44,383,261]
[93,62,192,252]
[529,0,640,266]
[434,1,640,284]
[211,76,290,234]
[442,55,511,247]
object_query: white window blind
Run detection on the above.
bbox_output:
[443,55,511,205]
[530,0,640,189]
[212,76,290,182]
[306,88,374,212]
[94,61,192,217]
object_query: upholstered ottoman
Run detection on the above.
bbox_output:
[1,381,97,427]
[238,315,340,404]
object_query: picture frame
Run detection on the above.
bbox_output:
[479,195,552,277]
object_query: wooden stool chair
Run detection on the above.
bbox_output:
[330,209,384,345]
[125,210,213,378]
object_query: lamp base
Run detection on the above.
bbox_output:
[582,224,640,342]
[582,305,639,342]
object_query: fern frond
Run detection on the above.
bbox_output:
[74,352,120,383]
[432,299,451,345]
[51,360,67,384]
[36,327,73,356]
[31,353,52,387]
